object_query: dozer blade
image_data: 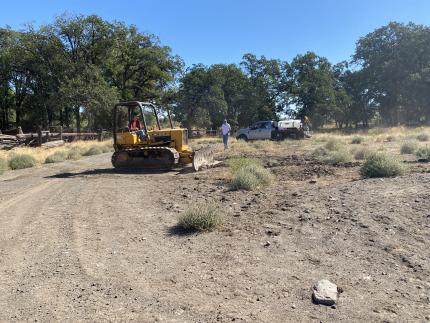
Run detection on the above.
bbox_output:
[192,143,223,171]
[112,147,179,171]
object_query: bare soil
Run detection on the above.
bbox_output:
[0,151,429,322]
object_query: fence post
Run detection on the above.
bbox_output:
[45,131,49,143]
[37,126,42,147]
[97,130,102,142]
[59,126,63,141]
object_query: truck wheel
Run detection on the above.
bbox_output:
[237,135,248,141]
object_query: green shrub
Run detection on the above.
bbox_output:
[228,157,262,172]
[0,158,8,174]
[83,145,104,156]
[351,136,364,144]
[416,133,429,142]
[45,151,67,163]
[354,148,369,160]
[360,152,407,178]
[231,164,274,190]
[400,141,418,154]
[324,150,353,165]
[415,146,430,162]
[178,204,222,231]
[8,154,37,170]
[324,138,342,151]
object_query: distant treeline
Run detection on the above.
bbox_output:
[1,15,429,131]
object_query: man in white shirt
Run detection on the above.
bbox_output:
[221,119,231,150]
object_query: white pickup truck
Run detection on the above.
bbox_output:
[235,120,311,141]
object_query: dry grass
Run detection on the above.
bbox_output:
[0,158,7,174]
[323,150,353,165]
[0,140,113,173]
[400,141,418,154]
[82,145,104,156]
[178,203,222,231]
[228,157,262,172]
[415,146,430,162]
[351,136,365,144]
[229,157,275,191]
[324,138,344,151]
[416,133,429,142]
[360,152,407,178]
[353,147,370,160]
[45,150,68,163]
[9,154,38,170]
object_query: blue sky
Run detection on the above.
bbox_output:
[1,0,429,66]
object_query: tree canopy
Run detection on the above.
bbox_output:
[0,14,182,131]
[1,17,430,131]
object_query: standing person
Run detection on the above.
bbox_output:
[221,119,231,150]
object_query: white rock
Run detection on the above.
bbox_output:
[312,279,338,306]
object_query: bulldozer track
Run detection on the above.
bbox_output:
[111,146,179,170]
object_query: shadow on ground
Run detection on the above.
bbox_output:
[166,225,199,237]
[45,168,174,178]
[44,162,202,178]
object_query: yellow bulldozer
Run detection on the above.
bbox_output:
[112,101,219,171]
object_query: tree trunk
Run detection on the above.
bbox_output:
[15,106,21,126]
[60,109,64,127]
[75,107,81,137]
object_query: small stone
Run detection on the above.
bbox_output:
[291,304,296,309]
[309,179,317,184]
[264,241,271,247]
[312,279,338,306]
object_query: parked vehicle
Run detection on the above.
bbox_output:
[236,120,311,141]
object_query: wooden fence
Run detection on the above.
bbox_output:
[0,126,109,150]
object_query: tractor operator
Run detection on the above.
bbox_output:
[129,113,147,141]
[129,113,142,131]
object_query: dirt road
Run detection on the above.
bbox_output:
[0,153,429,322]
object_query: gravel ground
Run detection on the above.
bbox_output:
[0,152,429,322]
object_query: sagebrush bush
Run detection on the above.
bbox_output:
[351,136,364,144]
[324,150,353,165]
[400,141,418,154]
[0,158,7,174]
[178,204,222,231]
[360,152,407,178]
[386,135,397,142]
[415,146,430,162]
[45,151,67,163]
[231,164,274,190]
[83,145,104,156]
[9,154,37,170]
[325,138,342,151]
[228,157,262,172]
[354,148,369,160]
[416,133,429,142]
